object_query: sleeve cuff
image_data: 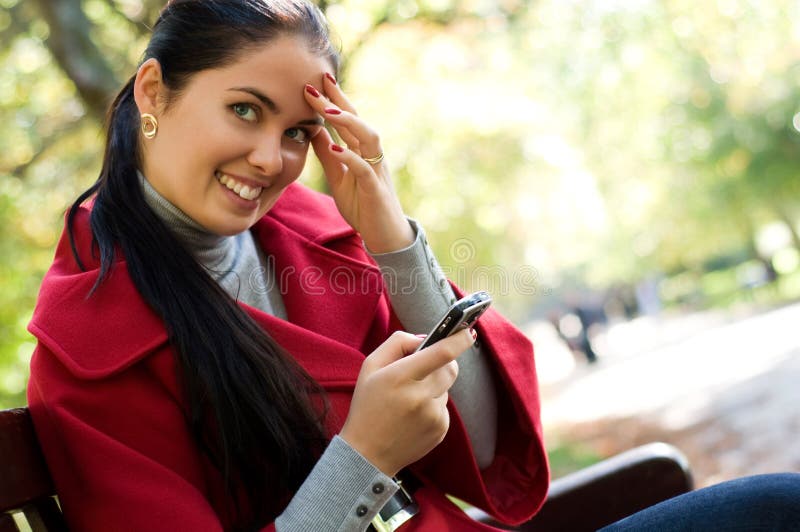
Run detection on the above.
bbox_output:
[275,436,398,532]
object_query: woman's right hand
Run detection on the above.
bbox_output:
[339,329,476,476]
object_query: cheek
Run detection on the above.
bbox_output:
[173,112,244,166]
[281,145,310,180]
[206,129,250,160]
[257,147,309,215]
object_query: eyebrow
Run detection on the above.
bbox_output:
[227,87,323,126]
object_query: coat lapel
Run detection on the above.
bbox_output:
[243,308,363,388]
[252,184,385,353]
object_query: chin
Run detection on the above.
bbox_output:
[200,217,255,237]
[217,223,254,236]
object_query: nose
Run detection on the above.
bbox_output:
[247,131,283,176]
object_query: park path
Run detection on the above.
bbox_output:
[526,301,800,486]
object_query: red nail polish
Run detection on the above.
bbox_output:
[470,328,478,341]
[324,107,341,115]
[305,84,320,97]
[330,143,344,153]
[325,72,337,85]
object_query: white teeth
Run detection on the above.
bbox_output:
[216,172,263,201]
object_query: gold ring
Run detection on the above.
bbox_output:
[362,152,384,165]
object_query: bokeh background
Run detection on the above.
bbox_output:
[2,0,799,488]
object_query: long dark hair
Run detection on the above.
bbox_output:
[67,1,339,528]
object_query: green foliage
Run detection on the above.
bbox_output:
[546,440,602,480]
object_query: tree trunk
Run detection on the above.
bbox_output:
[32,0,120,122]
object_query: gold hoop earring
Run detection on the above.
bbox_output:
[141,113,158,139]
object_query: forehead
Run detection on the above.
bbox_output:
[176,36,333,118]
[194,35,332,90]
[236,35,331,71]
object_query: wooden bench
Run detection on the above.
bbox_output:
[0,407,692,531]
[0,408,67,532]
[469,441,694,530]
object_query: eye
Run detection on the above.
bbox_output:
[231,103,258,122]
[285,127,309,144]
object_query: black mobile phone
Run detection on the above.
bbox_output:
[414,291,492,352]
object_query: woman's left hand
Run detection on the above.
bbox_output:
[305,76,414,254]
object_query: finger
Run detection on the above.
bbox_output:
[364,331,425,372]
[432,396,450,442]
[322,107,380,158]
[326,142,384,194]
[423,360,459,397]
[304,83,360,150]
[397,328,474,381]
[323,72,358,115]
[311,128,345,189]
[433,391,451,411]
[322,109,360,150]
[305,84,382,162]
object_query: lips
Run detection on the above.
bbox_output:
[215,171,264,201]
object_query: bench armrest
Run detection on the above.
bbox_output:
[466,442,693,531]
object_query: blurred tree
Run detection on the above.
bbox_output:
[515,1,800,284]
[654,0,800,277]
[30,0,120,120]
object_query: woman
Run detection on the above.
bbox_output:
[27,1,548,530]
[27,1,800,531]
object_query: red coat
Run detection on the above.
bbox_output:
[27,183,549,531]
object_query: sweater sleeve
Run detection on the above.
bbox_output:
[367,219,498,469]
[276,437,397,532]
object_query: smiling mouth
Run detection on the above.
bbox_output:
[215,171,264,201]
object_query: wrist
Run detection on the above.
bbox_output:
[339,427,399,477]
[363,219,415,254]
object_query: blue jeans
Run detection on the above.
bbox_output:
[599,473,800,531]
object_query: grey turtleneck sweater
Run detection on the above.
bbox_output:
[140,175,498,532]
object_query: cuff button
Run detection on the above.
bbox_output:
[372,483,385,494]
[356,505,368,517]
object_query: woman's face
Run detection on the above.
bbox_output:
[138,36,331,236]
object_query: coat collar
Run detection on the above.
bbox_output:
[252,183,384,349]
[29,184,382,381]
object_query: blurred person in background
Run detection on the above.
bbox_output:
[548,309,599,364]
